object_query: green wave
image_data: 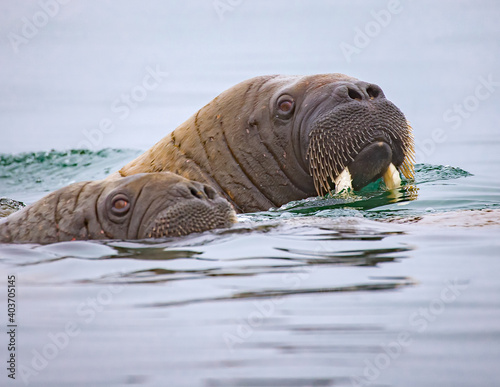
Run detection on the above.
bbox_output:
[0,148,140,200]
[244,163,474,220]
[414,163,472,184]
[0,151,479,220]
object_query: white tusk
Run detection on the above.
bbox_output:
[334,168,353,194]
[382,163,402,190]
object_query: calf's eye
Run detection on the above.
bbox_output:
[111,195,130,215]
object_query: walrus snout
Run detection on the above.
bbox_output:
[140,179,237,239]
[306,91,415,196]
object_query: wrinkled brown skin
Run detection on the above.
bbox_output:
[118,74,414,213]
[0,173,236,244]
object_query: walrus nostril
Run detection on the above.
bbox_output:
[366,86,380,99]
[189,186,204,199]
[203,185,217,200]
[347,87,363,101]
[357,82,384,100]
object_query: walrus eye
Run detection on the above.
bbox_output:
[277,95,295,117]
[111,194,130,215]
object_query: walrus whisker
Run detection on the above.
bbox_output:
[306,98,415,196]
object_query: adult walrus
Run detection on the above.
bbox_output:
[0,173,236,244]
[117,74,415,213]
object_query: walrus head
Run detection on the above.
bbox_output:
[271,74,415,196]
[117,74,415,212]
[0,172,236,244]
[97,173,236,239]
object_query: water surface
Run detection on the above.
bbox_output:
[1,1,500,386]
[0,149,499,387]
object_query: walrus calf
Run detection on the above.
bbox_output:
[118,74,415,213]
[0,173,236,244]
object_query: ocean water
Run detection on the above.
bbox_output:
[1,1,500,386]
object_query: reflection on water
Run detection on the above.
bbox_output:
[2,221,497,387]
[151,279,416,308]
[1,217,420,387]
